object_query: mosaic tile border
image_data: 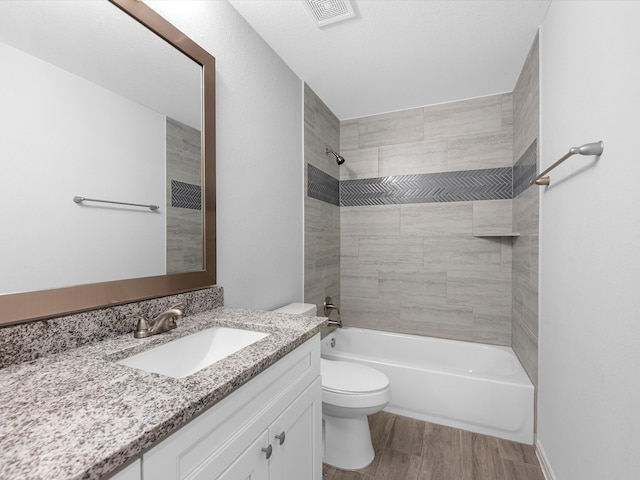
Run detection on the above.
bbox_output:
[513,140,538,198]
[308,140,538,207]
[340,167,512,206]
[171,180,202,210]
[308,164,340,206]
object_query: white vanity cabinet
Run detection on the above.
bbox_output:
[141,335,322,480]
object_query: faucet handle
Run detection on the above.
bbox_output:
[323,296,340,317]
[170,303,185,316]
[127,314,150,338]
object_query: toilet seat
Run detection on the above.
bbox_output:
[321,359,390,409]
[321,359,389,394]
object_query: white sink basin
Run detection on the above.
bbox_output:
[117,326,269,378]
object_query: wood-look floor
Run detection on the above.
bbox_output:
[323,412,544,480]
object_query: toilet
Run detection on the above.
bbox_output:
[273,303,391,470]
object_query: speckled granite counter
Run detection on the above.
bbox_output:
[0,307,326,480]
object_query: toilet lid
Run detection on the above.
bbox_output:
[321,359,389,394]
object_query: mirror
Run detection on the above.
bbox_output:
[0,0,216,325]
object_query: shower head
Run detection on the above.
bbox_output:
[325,148,345,165]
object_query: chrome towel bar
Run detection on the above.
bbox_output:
[73,196,159,211]
[531,141,604,186]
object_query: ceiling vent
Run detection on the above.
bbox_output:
[302,0,356,27]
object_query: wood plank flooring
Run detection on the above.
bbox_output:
[322,412,544,480]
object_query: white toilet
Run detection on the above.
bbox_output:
[274,303,391,470]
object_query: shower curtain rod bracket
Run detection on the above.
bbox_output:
[530,140,603,186]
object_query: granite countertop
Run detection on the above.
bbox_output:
[0,307,326,480]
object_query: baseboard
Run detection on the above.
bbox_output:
[536,440,557,480]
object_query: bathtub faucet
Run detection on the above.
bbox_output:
[324,296,342,328]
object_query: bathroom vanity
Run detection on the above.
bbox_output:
[0,305,325,479]
[138,334,320,480]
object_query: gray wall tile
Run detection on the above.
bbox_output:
[340,119,359,151]
[423,235,504,273]
[340,295,401,331]
[473,199,513,236]
[513,33,540,162]
[512,315,538,386]
[378,139,448,177]
[399,303,475,341]
[447,130,513,171]
[379,270,447,304]
[358,107,424,148]
[444,235,503,272]
[339,146,379,180]
[358,236,424,269]
[342,271,379,298]
[501,237,513,273]
[401,202,473,236]
[473,305,512,345]
[341,205,401,236]
[512,236,539,335]
[502,93,514,129]
[511,34,539,389]
[305,84,341,179]
[304,85,341,313]
[423,95,503,140]
[513,177,539,235]
[447,271,512,309]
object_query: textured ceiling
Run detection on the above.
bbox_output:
[228,0,551,120]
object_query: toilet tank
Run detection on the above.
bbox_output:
[273,303,317,316]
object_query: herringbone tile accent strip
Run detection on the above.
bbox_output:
[308,164,340,206]
[340,167,512,206]
[513,140,537,198]
[171,180,201,210]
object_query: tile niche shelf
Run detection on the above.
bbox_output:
[473,231,521,237]
[472,200,519,237]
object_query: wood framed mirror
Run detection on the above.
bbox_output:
[0,0,216,326]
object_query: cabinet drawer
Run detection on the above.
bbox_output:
[143,335,320,480]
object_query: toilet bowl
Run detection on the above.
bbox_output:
[273,303,391,470]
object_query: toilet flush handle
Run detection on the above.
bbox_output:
[275,431,286,445]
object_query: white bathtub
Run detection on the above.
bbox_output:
[320,327,534,444]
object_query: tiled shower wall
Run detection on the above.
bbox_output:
[512,34,540,387]
[304,84,341,314]
[339,94,515,345]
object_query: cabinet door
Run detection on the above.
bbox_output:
[269,377,322,480]
[215,431,270,480]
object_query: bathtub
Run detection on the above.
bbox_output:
[320,327,534,444]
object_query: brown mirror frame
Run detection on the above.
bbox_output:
[1,0,216,326]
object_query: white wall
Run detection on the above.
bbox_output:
[0,41,165,294]
[538,2,640,479]
[146,1,304,310]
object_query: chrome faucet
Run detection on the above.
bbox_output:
[324,296,342,328]
[129,303,185,339]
